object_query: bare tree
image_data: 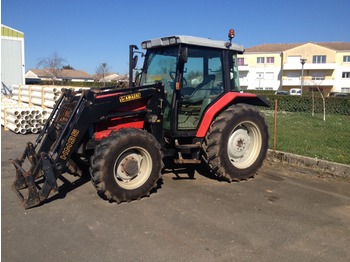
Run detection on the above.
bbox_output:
[312,80,326,121]
[37,52,66,84]
[95,63,111,87]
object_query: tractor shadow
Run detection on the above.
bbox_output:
[43,173,91,205]
[43,162,220,206]
[162,161,218,181]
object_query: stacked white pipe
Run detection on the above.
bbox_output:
[12,85,61,108]
[1,84,60,134]
[1,98,50,134]
[2,85,89,134]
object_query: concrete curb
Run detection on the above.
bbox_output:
[267,149,350,180]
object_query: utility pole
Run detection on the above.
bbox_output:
[300,58,307,96]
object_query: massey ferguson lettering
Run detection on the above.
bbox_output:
[60,129,80,160]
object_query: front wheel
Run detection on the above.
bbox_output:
[204,104,269,181]
[90,129,163,203]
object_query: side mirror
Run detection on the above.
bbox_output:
[132,55,138,69]
[179,47,188,64]
[129,45,139,86]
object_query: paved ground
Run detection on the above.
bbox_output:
[2,128,350,262]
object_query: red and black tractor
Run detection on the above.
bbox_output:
[13,30,269,208]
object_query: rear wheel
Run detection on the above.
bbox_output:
[90,129,163,203]
[204,104,269,181]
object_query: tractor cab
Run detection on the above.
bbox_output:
[132,34,244,135]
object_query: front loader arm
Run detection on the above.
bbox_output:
[12,83,164,209]
[12,88,93,208]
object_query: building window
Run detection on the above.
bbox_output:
[342,72,350,78]
[237,58,245,66]
[257,57,265,64]
[266,57,275,64]
[312,72,325,80]
[265,87,273,90]
[313,55,326,64]
[343,56,350,63]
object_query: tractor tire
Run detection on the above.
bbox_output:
[204,104,269,181]
[90,129,163,203]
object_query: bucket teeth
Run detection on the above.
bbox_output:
[13,171,28,190]
[22,177,41,209]
[12,150,57,209]
[11,176,41,209]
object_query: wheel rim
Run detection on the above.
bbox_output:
[227,121,262,169]
[113,146,153,190]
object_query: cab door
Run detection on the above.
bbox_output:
[177,47,224,131]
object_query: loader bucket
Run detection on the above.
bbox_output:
[11,88,84,209]
[12,142,58,209]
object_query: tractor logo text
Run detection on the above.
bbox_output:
[60,129,80,160]
[119,92,141,103]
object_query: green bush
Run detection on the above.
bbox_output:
[260,95,350,115]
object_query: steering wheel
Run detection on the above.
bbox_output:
[169,71,187,86]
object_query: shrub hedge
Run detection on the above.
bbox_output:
[39,80,129,88]
[247,91,350,115]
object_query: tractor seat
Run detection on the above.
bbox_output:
[183,74,216,104]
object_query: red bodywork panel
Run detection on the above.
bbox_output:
[196,92,258,137]
[94,117,145,140]
[94,92,147,140]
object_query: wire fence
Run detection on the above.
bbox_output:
[261,95,350,165]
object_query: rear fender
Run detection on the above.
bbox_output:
[196,92,269,137]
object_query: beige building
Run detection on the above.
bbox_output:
[238,42,350,95]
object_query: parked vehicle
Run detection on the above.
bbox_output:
[329,92,349,97]
[289,88,301,96]
[275,90,289,95]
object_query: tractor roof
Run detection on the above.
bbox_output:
[141,35,244,53]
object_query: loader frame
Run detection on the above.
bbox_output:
[13,83,165,208]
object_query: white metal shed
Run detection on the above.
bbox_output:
[1,24,25,90]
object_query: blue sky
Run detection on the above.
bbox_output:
[2,0,349,75]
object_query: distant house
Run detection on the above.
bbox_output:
[97,73,129,83]
[25,68,94,84]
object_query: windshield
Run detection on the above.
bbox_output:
[140,46,179,130]
[139,47,178,88]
